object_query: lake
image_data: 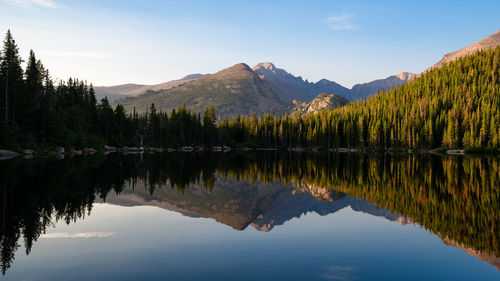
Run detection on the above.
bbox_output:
[0,152,498,280]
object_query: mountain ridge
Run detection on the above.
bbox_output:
[427,29,500,71]
[94,73,206,102]
[350,72,416,100]
[109,61,420,115]
[118,63,286,118]
[252,62,351,102]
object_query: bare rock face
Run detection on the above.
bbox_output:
[291,93,348,114]
[56,146,65,154]
[426,30,500,72]
[292,183,344,202]
[395,72,417,81]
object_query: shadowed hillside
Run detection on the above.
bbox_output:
[350,72,416,100]
[252,62,351,102]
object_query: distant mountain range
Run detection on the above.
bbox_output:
[350,72,416,100]
[98,29,500,117]
[109,62,414,117]
[104,63,412,107]
[118,63,286,118]
[252,62,351,102]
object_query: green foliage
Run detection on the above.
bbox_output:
[202,105,216,146]
[464,146,500,154]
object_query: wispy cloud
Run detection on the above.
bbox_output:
[6,0,62,9]
[322,265,356,281]
[42,51,118,59]
[324,14,358,31]
[41,232,115,238]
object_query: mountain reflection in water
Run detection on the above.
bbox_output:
[102,179,408,233]
[0,152,498,275]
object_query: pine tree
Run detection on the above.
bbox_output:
[202,105,216,146]
[0,30,24,145]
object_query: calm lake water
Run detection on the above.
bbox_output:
[0,152,499,280]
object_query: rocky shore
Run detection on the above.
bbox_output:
[0,145,478,160]
[0,145,236,160]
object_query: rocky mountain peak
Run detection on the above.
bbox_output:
[223,62,253,72]
[252,62,276,71]
[396,72,416,81]
[251,62,351,102]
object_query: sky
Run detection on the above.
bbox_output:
[0,0,499,88]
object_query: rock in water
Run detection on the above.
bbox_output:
[0,150,21,160]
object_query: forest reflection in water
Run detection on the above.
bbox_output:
[0,152,498,274]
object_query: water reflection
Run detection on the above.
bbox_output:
[102,178,406,232]
[0,152,498,274]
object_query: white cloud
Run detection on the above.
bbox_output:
[6,0,61,9]
[322,265,356,281]
[324,14,358,31]
[42,51,118,59]
[41,232,115,238]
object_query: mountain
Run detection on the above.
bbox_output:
[427,29,500,71]
[291,93,348,114]
[107,31,500,113]
[106,62,412,114]
[350,72,416,100]
[315,78,352,99]
[94,74,206,102]
[119,63,286,118]
[252,62,351,102]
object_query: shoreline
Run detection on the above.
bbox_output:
[1,146,498,160]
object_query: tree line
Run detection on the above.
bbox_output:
[1,30,499,151]
[0,30,220,149]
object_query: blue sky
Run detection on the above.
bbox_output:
[1,0,499,87]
